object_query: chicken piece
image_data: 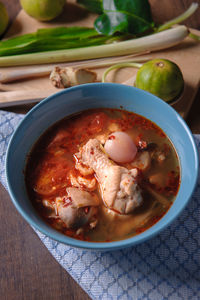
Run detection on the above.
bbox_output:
[69,172,97,191]
[42,199,57,218]
[66,187,99,207]
[74,162,94,176]
[50,66,97,88]
[95,133,108,145]
[56,187,99,229]
[131,151,151,172]
[78,139,143,214]
[74,152,94,176]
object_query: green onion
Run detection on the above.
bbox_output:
[0,26,188,67]
[102,62,142,82]
[157,3,198,32]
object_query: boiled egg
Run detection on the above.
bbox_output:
[104,131,137,163]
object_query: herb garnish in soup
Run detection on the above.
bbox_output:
[25,109,180,242]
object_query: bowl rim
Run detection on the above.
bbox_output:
[5,83,199,250]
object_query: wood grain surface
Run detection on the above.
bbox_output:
[0,184,90,300]
[0,1,200,300]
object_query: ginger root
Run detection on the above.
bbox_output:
[50,66,97,88]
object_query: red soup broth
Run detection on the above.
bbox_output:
[25,108,180,242]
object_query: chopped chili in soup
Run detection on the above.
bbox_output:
[25,108,180,242]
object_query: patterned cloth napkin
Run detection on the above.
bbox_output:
[0,110,200,300]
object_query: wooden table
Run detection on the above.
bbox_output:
[0,1,200,299]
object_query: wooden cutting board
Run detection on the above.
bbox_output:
[0,0,200,118]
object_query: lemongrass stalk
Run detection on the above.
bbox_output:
[0,26,188,67]
[102,62,142,82]
[0,54,150,83]
[74,55,149,69]
[157,3,198,32]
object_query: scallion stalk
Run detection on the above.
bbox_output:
[102,62,142,82]
[157,3,198,32]
[0,26,189,67]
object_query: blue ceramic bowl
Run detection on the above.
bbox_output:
[6,83,199,251]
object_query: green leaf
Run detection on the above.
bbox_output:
[77,0,103,14]
[0,27,98,50]
[36,27,98,39]
[2,36,112,56]
[0,26,105,56]
[0,33,37,48]
[94,0,154,36]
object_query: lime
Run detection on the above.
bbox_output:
[135,59,184,103]
[0,2,9,36]
[20,0,66,21]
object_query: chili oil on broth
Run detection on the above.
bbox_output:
[25,108,180,242]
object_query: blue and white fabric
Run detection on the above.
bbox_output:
[0,110,200,300]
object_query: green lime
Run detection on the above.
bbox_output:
[20,0,66,21]
[0,2,9,36]
[135,59,184,103]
